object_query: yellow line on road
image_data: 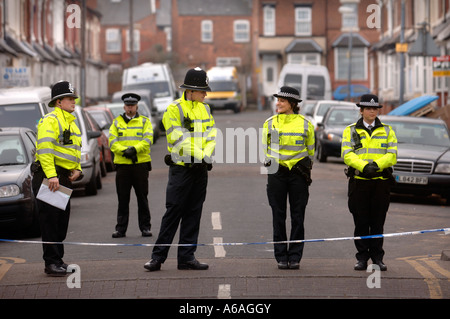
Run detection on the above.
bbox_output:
[0,257,26,281]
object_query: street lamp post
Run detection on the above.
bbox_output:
[339,6,355,102]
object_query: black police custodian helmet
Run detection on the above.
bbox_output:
[121,93,141,105]
[179,67,211,92]
[273,86,302,103]
[356,94,383,108]
[49,81,78,107]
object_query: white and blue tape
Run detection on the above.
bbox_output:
[0,227,448,247]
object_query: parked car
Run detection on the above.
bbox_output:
[84,106,115,138]
[315,106,360,162]
[299,100,316,122]
[72,106,102,196]
[379,115,450,204]
[0,127,40,237]
[84,109,113,175]
[306,100,357,129]
[0,86,51,131]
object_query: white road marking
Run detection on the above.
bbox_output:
[211,212,222,230]
[218,284,231,299]
[213,237,226,258]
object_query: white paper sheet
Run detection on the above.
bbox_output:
[36,179,73,210]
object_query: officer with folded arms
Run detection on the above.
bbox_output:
[109,93,153,238]
[32,81,82,276]
[341,94,397,271]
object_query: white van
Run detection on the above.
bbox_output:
[122,63,179,130]
[272,64,331,114]
[0,86,51,131]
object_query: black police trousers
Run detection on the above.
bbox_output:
[348,178,391,263]
[32,167,71,267]
[115,163,151,233]
[267,168,309,263]
[152,164,208,263]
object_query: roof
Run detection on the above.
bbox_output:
[332,33,370,47]
[0,86,51,104]
[177,0,252,16]
[285,39,323,53]
[387,95,439,116]
[97,0,152,25]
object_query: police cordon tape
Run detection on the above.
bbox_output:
[0,227,449,247]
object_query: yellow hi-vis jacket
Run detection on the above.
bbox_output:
[163,93,216,166]
[341,118,397,180]
[35,107,82,178]
[109,114,153,164]
[262,114,315,170]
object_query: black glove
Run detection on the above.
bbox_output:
[362,162,379,178]
[122,146,137,159]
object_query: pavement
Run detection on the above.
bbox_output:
[1,251,449,300]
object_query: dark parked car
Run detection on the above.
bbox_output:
[315,106,360,162]
[379,115,450,204]
[0,127,40,236]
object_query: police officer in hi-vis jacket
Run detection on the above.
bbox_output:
[341,94,397,271]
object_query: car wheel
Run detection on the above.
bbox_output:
[316,143,327,163]
[85,166,98,196]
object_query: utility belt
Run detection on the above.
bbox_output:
[164,154,212,171]
[345,166,393,179]
[267,157,312,186]
[31,161,72,177]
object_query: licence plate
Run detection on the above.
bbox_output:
[395,175,428,185]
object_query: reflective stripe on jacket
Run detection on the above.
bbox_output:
[163,93,216,166]
[109,114,153,164]
[262,113,315,170]
[341,118,397,180]
[36,107,82,178]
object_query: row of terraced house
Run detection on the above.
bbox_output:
[1,0,449,111]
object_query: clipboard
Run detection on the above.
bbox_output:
[36,179,73,210]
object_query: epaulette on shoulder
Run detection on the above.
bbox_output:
[264,114,278,123]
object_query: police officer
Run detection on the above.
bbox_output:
[262,86,315,270]
[341,94,397,271]
[32,81,82,276]
[109,93,153,238]
[144,67,216,272]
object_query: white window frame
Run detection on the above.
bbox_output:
[340,3,359,31]
[334,47,367,81]
[295,7,311,36]
[126,29,140,52]
[263,5,275,36]
[201,20,213,43]
[234,20,250,43]
[106,28,121,54]
[287,53,320,65]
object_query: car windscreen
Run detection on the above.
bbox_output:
[208,81,237,91]
[124,82,171,98]
[307,75,325,99]
[317,103,342,116]
[326,109,360,126]
[0,135,27,165]
[283,74,302,94]
[0,103,42,131]
[386,121,450,147]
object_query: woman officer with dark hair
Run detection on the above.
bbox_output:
[262,86,315,270]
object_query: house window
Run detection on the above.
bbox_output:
[234,20,250,43]
[263,5,275,36]
[341,3,358,30]
[126,29,140,52]
[201,20,213,43]
[287,53,320,65]
[106,28,121,53]
[295,7,311,36]
[335,47,367,80]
